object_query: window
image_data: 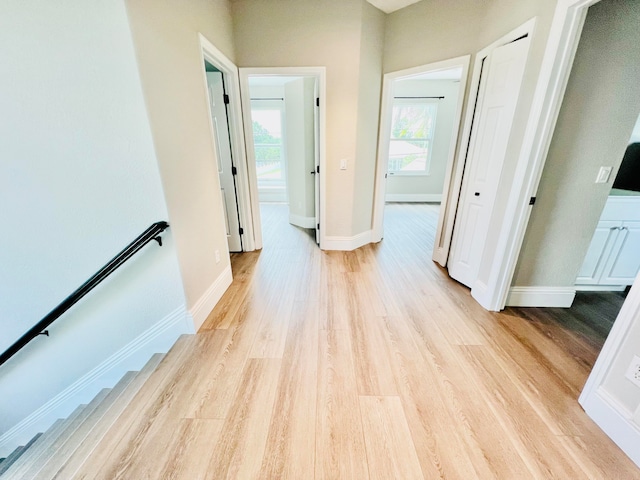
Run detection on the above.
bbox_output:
[388,100,437,175]
[251,101,286,187]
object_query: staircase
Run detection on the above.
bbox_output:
[0,336,184,480]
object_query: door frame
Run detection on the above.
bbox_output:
[198,34,257,252]
[470,2,597,311]
[239,67,327,250]
[371,55,470,249]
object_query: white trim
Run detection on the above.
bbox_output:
[324,230,372,251]
[575,285,627,292]
[506,286,576,307]
[385,194,442,203]
[239,67,327,250]
[469,3,595,311]
[288,213,316,229]
[0,305,188,456]
[189,264,233,331]
[580,387,640,468]
[580,270,640,467]
[199,35,257,252]
[373,55,470,253]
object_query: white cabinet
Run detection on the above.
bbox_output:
[576,196,640,288]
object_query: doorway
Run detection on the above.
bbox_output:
[372,56,470,255]
[240,68,326,248]
[204,62,243,252]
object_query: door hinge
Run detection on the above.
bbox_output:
[231,166,237,175]
[317,223,320,230]
[316,97,320,107]
[239,227,244,235]
[223,94,230,105]
[529,196,536,205]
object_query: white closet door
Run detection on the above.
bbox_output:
[448,37,531,288]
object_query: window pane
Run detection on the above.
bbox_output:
[388,101,437,174]
[389,139,429,172]
[251,108,284,184]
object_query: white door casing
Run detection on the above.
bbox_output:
[207,71,243,252]
[448,36,532,288]
[371,56,470,248]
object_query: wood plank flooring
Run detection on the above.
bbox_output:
[75,202,640,479]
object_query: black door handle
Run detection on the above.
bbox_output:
[474,192,480,196]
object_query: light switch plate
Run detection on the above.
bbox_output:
[596,166,613,184]
[340,159,348,170]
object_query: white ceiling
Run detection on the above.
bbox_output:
[366,0,423,14]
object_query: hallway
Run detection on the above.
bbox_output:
[74,203,639,478]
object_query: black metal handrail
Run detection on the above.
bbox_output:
[0,221,170,367]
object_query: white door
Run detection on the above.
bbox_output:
[448,37,531,287]
[207,71,243,252]
[313,80,320,244]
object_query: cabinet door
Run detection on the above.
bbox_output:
[600,221,640,286]
[576,221,620,284]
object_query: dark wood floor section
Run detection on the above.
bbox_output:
[74,202,639,479]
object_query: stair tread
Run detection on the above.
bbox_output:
[52,352,167,479]
[0,446,24,476]
[19,388,112,479]
[0,404,86,480]
[70,336,194,476]
[0,432,42,477]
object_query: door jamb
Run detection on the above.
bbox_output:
[371,55,470,249]
[239,67,327,250]
[198,34,257,252]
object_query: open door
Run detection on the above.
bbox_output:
[205,67,243,252]
[314,78,320,244]
[448,36,531,287]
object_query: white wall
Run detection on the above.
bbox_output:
[125,0,236,313]
[513,0,640,287]
[0,0,187,448]
[385,79,461,201]
[232,0,383,238]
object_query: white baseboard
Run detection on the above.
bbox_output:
[385,193,442,203]
[189,264,233,331]
[506,286,576,307]
[575,285,627,292]
[323,230,372,251]
[289,213,316,229]
[580,387,640,468]
[0,305,188,456]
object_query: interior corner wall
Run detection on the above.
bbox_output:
[382,0,484,75]
[231,0,369,238]
[352,1,386,235]
[512,0,640,288]
[0,0,186,443]
[124,0,236,310]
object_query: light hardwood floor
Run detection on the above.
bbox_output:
[75,202,640,479]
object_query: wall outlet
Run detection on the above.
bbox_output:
[215,249,220,264]
[625,355,640,388]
